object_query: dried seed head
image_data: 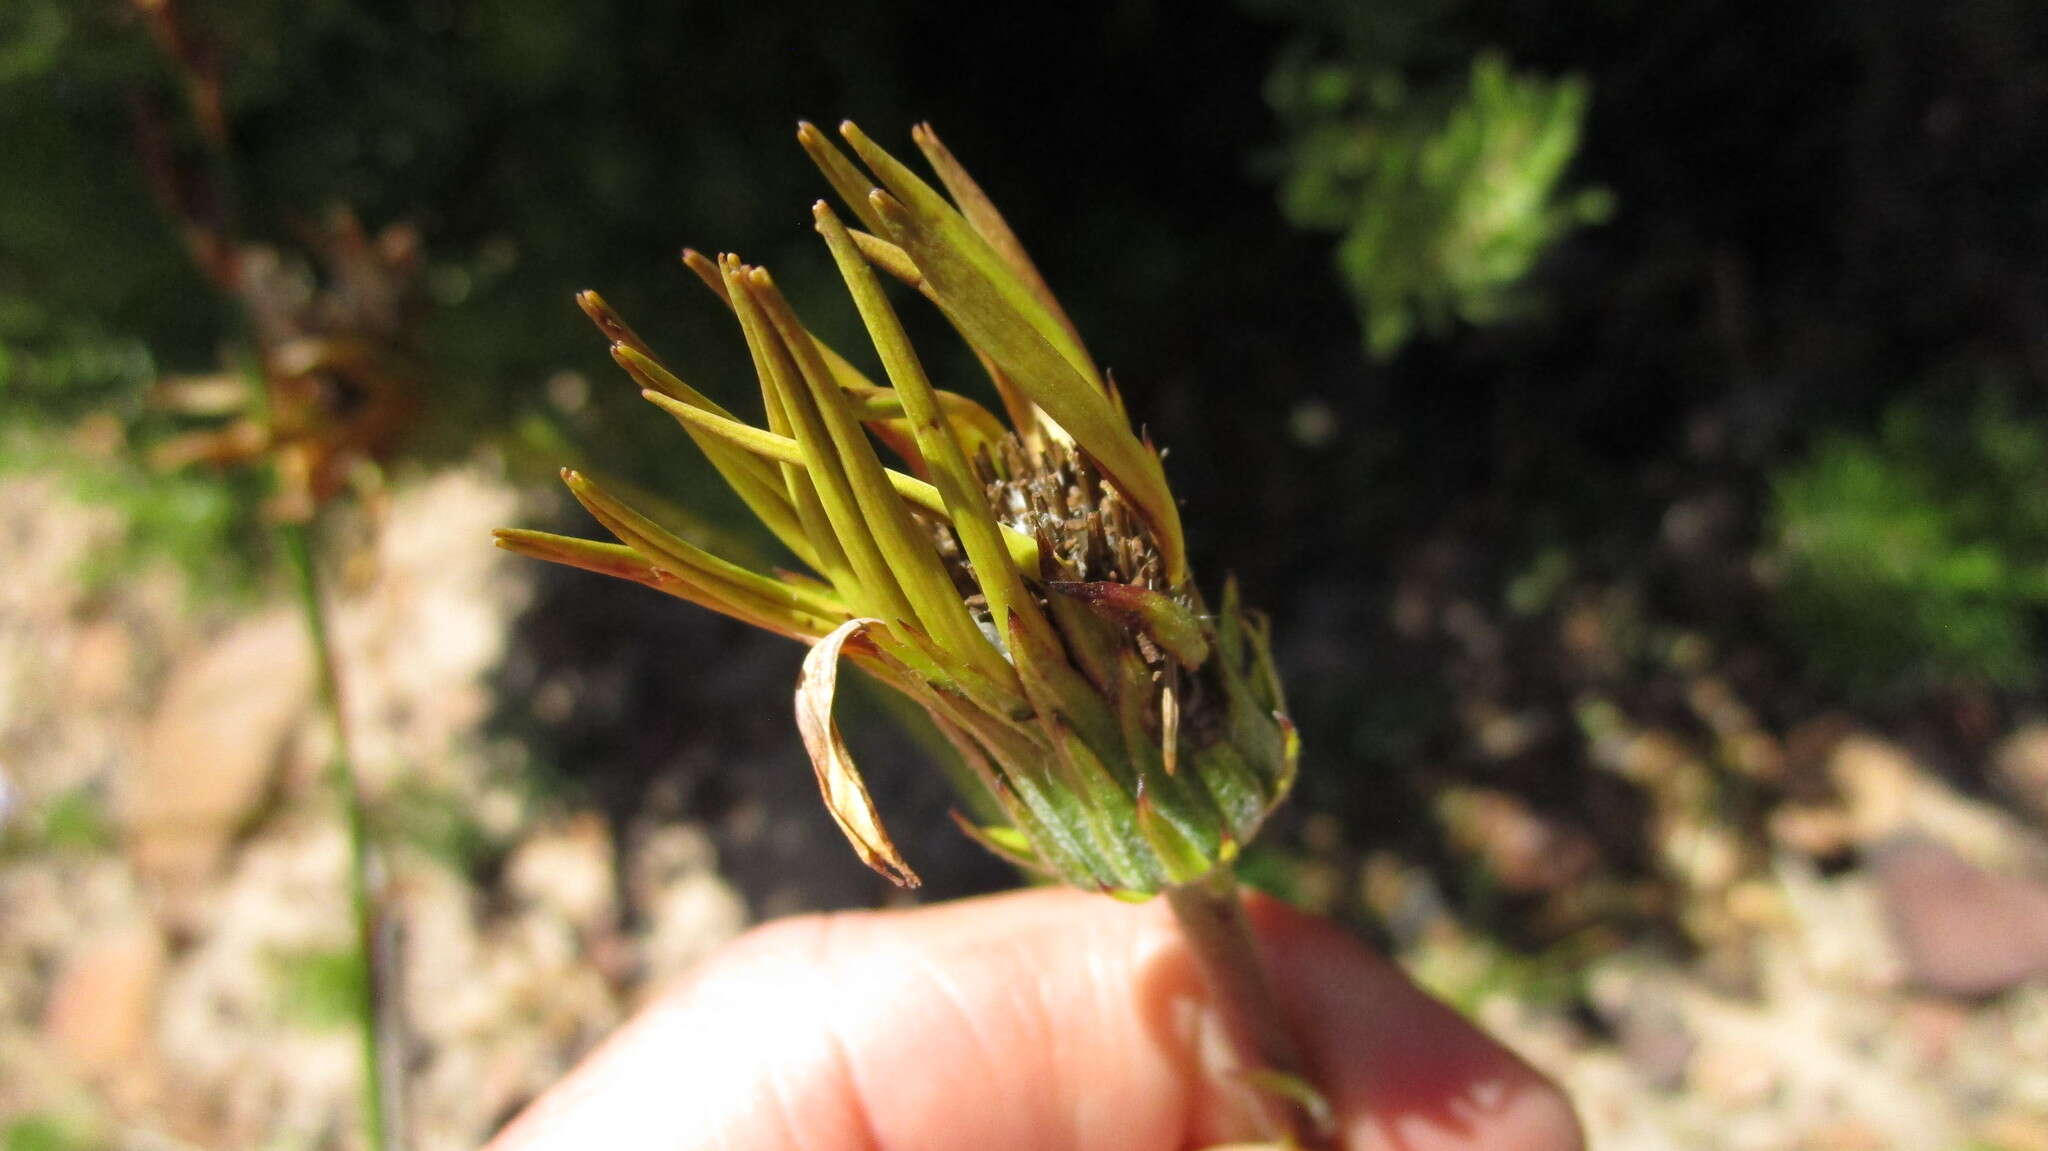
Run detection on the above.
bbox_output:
[497,122,1297,896]
[984,434,1167,589]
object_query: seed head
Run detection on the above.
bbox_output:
[496,123,1297,895]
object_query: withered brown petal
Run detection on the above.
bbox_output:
[795,618,922,887]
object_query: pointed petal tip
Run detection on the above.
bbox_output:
[867,187,907,215]
[611,345,667,389]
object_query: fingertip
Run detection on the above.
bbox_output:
[1484,1083,1586,1151]
[1346,1081,1584,1151]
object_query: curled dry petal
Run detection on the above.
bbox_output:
[795,618,922,888]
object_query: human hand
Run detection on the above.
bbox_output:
[487,887,1581,1150]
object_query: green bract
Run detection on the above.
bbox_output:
[497,122,1298,896]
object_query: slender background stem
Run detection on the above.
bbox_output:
[281,520,396,1151]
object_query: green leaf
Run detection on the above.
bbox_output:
[1190,741,1272,844]
[948,811,1050,876]
[1114,648,1228,861]
[1047,719,1156,890]
[1136,790,1212,885]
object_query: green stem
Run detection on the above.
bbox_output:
[138,18,397,1143]
[281,521,394,1151]
[1165,871,1329,1149]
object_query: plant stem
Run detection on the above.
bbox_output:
[1165,871,1329,1149]
[281,521,395,1151]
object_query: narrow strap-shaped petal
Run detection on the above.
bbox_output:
[839,121,1102,394]
[745,267,1019,691]
[796,121,888,233]
[639,388,1042,573]
[869,188,1188,584]
[844,228,1040,438]
[608,343,806,541]
[838,384,1008,460]
[909,122,1097,384]
[577,292,823,573]
[559,469,850,622]
[679,248,731,305]
[495,525,835,642]
[491,529,662,586]
[684,244,977,476]
[815,200,1061,656]
[720,254,864,608]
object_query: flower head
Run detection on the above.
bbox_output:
[497,122,1296,895]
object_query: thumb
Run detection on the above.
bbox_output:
[1246,893,1584,1150]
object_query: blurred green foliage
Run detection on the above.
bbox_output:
[1259,1,1608,358]
[0,784,115,859]
[0,426,266,599]
[0,1,211,421]
[272,945,370,1031]
[1771,390,2048,697]
[0,1115,93,1151]
[375,778,499,877]
[32,787,117,854]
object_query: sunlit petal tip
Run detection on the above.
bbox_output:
[679,248,730,303]
[575,290,648,355]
